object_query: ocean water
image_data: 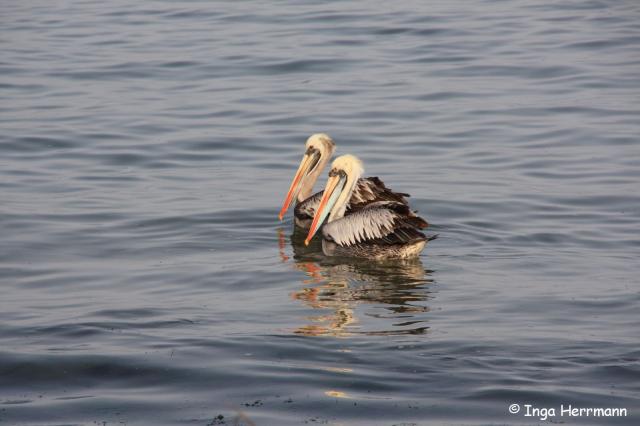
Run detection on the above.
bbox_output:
[1,1,639,425]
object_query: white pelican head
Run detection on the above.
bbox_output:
[305,154,364,245]
[279,133,336,220]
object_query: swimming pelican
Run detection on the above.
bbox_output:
[279,133,409,228]
[304,155,435,259]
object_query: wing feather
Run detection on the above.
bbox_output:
[294,190,323,220]
[322,201,428,247]
[349,177,410,209]
[295,177,409,220]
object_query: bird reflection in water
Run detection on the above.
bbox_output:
[278,228,435,337]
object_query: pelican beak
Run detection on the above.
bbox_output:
[304,174,344,246]
[279,151,319,221]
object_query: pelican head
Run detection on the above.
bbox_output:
[304,154,364,245]
[279,133,336,220]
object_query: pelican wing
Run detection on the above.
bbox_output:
[294,190,323,221]
[350,177,410,208]
[322,202,428,247]
[294,177,409,221]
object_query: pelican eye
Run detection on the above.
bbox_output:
[305,146,318,155]
[339,170,347,178]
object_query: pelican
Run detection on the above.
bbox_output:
[304,155,436,259]
[279,133,409,228]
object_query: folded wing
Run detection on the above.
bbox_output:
[322,201,428,247]
[294,177,410,222]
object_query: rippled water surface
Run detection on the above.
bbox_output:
[1,1,639,425]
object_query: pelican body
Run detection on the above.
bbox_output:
[305,155,435,259]
[279,134,409,229]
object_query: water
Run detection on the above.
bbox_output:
[1,1,639,424]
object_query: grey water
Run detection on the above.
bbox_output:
[1,1,639,425]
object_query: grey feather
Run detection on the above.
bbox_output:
[322,201,428,247]
[294,177,409,223]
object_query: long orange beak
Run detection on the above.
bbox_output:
[304,175,341,246]
[279,153,315,221]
